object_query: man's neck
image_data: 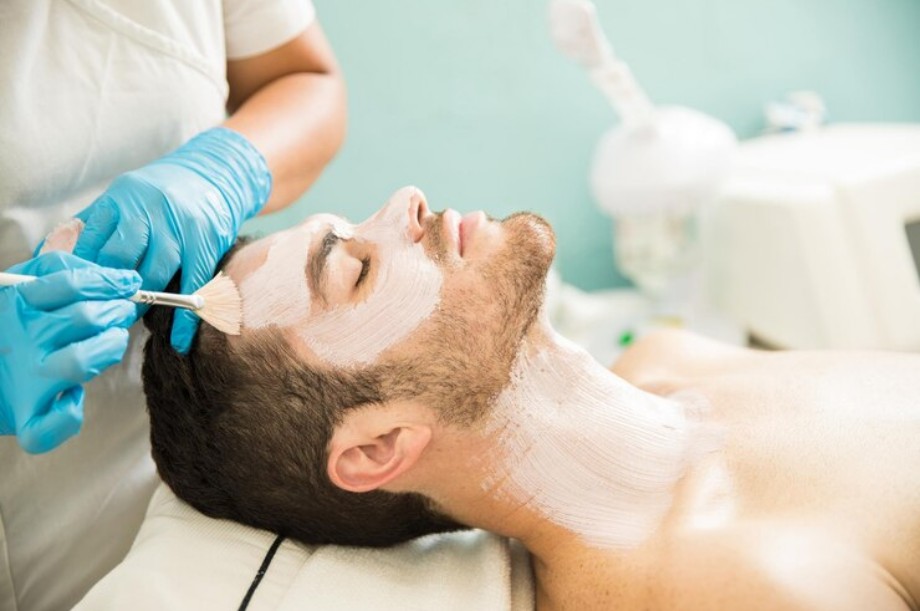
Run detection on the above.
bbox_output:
[432,322,705,562]
[487,324,699,550]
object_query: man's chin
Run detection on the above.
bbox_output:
[498,211,555,333]
[501,211,556,267]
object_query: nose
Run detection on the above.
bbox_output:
[406,188,431,243]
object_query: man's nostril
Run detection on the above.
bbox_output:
[406,193,429,243]
[417,199,428,225]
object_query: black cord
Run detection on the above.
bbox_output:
[237,534,286,611]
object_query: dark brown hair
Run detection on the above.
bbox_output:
[141,247,464,547]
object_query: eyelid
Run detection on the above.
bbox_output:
[325,232,342,254]
[309,230,341,302]
[355,256,371,288]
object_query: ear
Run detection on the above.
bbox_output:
[327,404,432,493]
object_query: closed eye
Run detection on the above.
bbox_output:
[355,256,371,287]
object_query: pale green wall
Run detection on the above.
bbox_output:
[245,0,920,289]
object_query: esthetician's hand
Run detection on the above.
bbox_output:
[67,127,272,353]
[0,252,141,453]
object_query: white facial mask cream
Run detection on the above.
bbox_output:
[300,195,443,366]
[239,228,314,329]
[239,215,356,330]
[239,193,443,367]
[487,331,708,550]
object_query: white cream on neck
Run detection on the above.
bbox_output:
[486,328,709,550]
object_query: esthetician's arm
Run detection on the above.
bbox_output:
[69,21,346,354]
[224,21,347,213]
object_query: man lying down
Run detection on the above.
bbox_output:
[143,186,919,610]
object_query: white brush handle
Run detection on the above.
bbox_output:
[0,271,204,310]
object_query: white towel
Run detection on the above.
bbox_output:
[76,483,534,611]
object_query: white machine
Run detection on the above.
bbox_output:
[547,0,736,308]
[704,123,920,350]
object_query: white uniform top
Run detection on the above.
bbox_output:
[0,1,314,609]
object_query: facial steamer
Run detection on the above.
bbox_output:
[548,0,737,321]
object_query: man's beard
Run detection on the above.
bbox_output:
[382,211,555,426]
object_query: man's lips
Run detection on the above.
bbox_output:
[442,209,462,255]
[460,211,486,257]
[442,209,487,257]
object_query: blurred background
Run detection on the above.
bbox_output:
[245,0,920,291]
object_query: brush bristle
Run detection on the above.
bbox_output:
[193,272,242,335]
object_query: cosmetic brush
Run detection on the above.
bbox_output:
[0,270,242,335]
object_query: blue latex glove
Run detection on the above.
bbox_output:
[0,252,142,454]
[69,127,271,353]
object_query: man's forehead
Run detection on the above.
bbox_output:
[301,213,351,233]
[226,214,328,283]
[230,215,349,334]
[231,214,349,274]
[285,213,352,243]
[279,213,354,249]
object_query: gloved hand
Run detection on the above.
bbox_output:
[0,252,141,454]
[69,127,272,353]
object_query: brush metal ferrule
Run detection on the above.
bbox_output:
[131,290,204,311]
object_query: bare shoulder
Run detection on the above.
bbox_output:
[610,328,756,391]
[645,525,914,611]
[611,329,920,403]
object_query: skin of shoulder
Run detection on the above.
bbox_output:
[611,328,755,391]
[642,525,914,611]
[606,329,920,611]
[612,328,920,419]
[534,524,913,611]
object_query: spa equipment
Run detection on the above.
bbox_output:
[703,123,920,350]
[548,0,737,320]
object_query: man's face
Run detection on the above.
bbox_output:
[224,186,555,421]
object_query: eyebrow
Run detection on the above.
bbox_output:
[309,229,341,303]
